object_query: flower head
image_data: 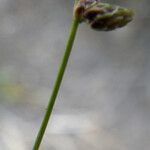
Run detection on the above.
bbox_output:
[74,0,134,31]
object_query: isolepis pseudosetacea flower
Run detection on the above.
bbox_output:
[74,0,134,31]
[33,1,134,149]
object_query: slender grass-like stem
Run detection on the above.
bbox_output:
[32,2,79,150]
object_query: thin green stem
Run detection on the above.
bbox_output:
[32,5,79,150]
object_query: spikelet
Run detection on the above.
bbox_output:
[74,0,134,31]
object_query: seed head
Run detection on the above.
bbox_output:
[74,0,134,31]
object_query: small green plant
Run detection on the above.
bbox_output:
[32,0,134,149]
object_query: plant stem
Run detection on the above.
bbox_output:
[32,5,79,150]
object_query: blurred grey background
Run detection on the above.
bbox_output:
[0,0,150,149]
